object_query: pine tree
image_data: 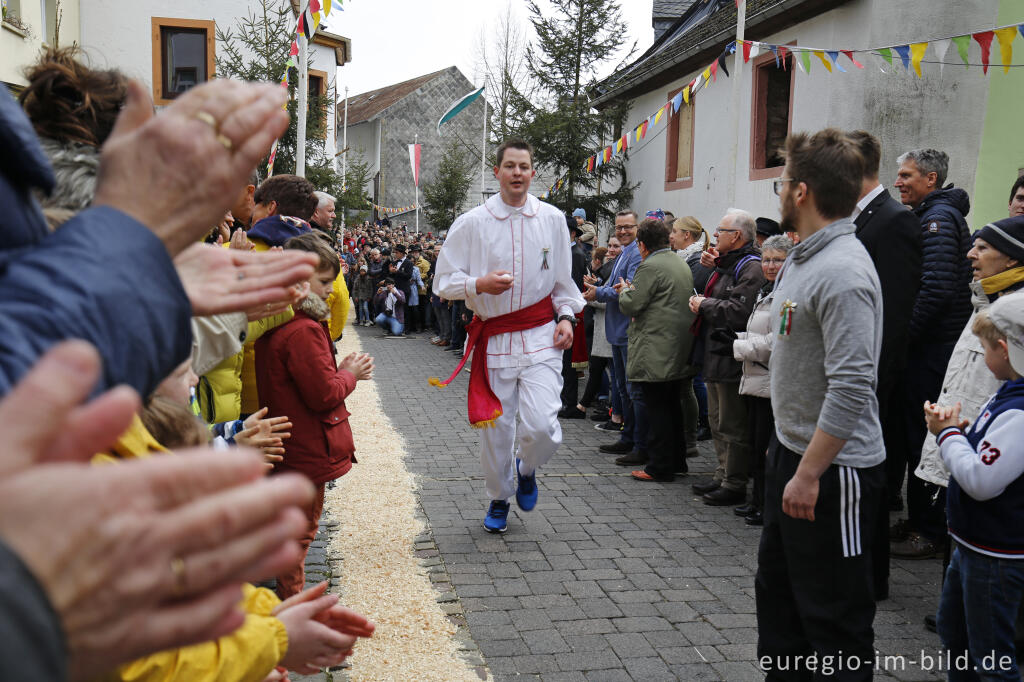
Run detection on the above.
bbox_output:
[337,152,374,224]
[516,0,637,224]
[215,0,339,194]
[421,140,475,232]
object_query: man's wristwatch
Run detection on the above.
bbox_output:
[557,314,577,327]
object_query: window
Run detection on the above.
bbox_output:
[750,48,795,180]
[151,18,215,105]
[664,86,695,191]
[308,69,328,139]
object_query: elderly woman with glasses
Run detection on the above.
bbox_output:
[724,234,793,525]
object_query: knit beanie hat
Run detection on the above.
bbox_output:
[974,216,1024,265]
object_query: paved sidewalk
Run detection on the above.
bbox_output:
[356,324,946,681]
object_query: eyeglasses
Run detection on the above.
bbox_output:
[714,227,740,235]
[615,224,637,231]
[773,178,797,195]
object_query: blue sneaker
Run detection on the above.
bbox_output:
[515,459,538,511]
[484,500,510,533]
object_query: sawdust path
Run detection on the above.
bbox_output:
[323,328,486,681]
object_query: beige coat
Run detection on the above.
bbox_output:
[733,288,774,399]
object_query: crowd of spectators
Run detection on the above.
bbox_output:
[7,42,1024,682]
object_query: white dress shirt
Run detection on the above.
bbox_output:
[433,193,585,369]
[851,183,885,222]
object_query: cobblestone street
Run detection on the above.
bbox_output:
[338,323,948,681]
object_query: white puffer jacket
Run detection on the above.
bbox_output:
[915,278,1024,486]
[733,286,774,399]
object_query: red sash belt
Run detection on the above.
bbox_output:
[429,295,555,428]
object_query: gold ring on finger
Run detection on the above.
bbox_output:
[195,110,219,130]
[170,556,187,596]
[216,133,233,151]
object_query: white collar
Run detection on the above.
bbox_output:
[852,184,885,219]
[484,192,539,220]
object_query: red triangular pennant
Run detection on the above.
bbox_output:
[973,31,994,74]
[841,50,864,69]
[289,40,298,56]
[742,40,752,63]
[710,60,718,82]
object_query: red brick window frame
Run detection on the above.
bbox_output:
[664,86,695,191]
[749,44,795,181]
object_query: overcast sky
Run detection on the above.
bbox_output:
[322,0,655,99]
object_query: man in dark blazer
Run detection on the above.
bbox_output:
[849,131,922,601]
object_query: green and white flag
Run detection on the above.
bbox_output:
[437,86,485,135]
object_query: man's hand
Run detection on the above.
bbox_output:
[582,283,597,302]
[688,295,705,314]
[94,79,290,256]
[699,246,719,269]
[0,342,315,681]
[475,270,514,295]
[782,470,819,521]
[174,243,317,317]
[924,401,968,436]
[553,319,574,350]
[340,352,374,381]
[612,277,631,294]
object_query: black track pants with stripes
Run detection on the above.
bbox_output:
[755,436,884,681]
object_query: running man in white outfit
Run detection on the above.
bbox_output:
[432,140,585,533]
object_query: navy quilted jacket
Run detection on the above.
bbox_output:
[910,186,972,345]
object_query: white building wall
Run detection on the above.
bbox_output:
[621,0,998,230]
[79,0,338,156]
[2,0,81,87]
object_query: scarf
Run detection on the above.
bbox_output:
[429,296,555,428]
[981,267,1024,296]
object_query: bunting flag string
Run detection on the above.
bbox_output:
[266,0,342,175]
[368,202,418,214]
[540,19,1024,201]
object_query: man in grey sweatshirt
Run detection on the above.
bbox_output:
[756,129,884,682]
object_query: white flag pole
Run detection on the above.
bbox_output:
[481,97,487,201]
[297,30,308,177]
[414,133,419,233]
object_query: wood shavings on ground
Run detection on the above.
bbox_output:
[323,328,487,682]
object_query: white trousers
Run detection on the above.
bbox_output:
[480,356,563,501]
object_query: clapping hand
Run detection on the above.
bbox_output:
[340,352,374,381]
[236,407,292,468]
[174,243,316,317]
[923,401,968,436]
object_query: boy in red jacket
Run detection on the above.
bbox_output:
[256,232,374,598]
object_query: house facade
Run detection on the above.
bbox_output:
[342,66,493,230]
[2,0,81,89]
[78,0,350,157]
[592,0,1024,231]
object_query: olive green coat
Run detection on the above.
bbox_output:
[618,248,696,382]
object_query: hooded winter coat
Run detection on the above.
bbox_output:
[240,216,351,414]
[255,309,356,485]
[910,186,972,346]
